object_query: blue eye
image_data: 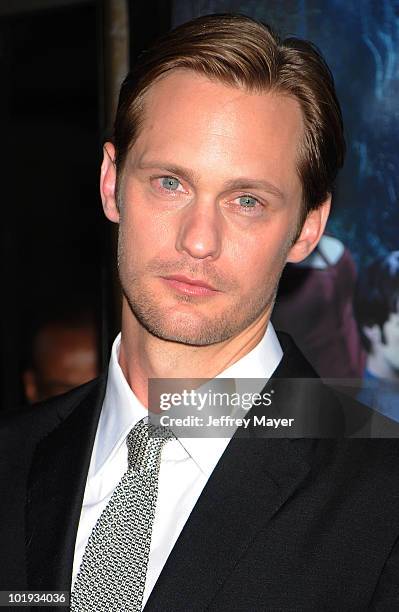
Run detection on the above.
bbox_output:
[238,195,257,208]
[161,176,180,190]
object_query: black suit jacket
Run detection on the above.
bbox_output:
[1,333,399,611]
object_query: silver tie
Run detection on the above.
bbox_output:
[70,418,172,612]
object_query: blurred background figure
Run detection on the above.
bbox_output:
[354,251,399,420]
[272,235,366,381]
[23,310,100,403]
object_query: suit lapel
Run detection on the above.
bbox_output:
[24,332,327,609]
[26,377,106,592]
[145,435,313,610]
[145,334,318,610]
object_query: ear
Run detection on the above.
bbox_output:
[286,196,331,264]
[100,142,120,223]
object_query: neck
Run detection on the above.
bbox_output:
[118,298,271,407]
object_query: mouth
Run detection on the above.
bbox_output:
[161,274,219,297]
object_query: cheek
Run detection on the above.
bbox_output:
[119,204,171,261]
[120,177,169,238]
[227,228,288,287]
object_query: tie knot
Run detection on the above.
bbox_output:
[126,419,173,472]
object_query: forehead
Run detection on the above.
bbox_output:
[130,69,304,193]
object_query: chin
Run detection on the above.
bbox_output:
[140,313,228,346]
[132,302,241,345]
[123,283,270,346]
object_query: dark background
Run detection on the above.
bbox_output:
[1,0,397,410]
[1,1,102,409]
[0,0,172,410]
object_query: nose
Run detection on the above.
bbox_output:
[175,198,222,260]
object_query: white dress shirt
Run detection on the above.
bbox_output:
[72,323,283,607]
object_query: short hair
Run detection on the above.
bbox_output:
[113,13,345,221]
[354,251,399,352]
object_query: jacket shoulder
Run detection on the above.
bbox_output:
[0,376,106,450]
[274,330,320,378]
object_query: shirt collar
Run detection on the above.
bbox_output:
[181,323,282,473]
[93,323,283,477]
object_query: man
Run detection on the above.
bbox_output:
[1,14,399,611]
[355,250,399,420]
[23,311,99,403]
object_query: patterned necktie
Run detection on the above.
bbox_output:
[70,418,173,612]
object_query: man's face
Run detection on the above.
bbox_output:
[104,70,326,345]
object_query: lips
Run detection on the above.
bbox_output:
[161,274,219,296]
[163,275,216,290]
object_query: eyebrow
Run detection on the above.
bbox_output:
[138,160,199,185]
[222,178,285,200]
[137,160,285,200]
